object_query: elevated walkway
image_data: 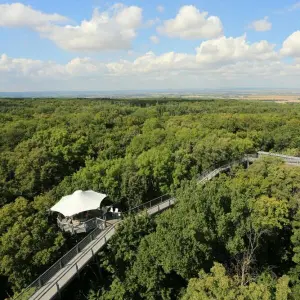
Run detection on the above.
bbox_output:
[15,195,174,300]
[14,152,300,299]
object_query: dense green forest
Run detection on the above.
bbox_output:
[1,98,300,299]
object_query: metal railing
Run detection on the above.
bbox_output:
[258,151,300,161]
[14,218,106,300]
[32,224,117,300]
[57,217,101,234]
[125,194,171,215]
[258,151,300,164]
[197,158,248,183]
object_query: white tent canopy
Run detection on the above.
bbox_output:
[50,190,107,217]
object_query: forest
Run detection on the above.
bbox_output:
[1,98,300,299]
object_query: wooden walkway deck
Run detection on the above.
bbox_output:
[15,151,300,299]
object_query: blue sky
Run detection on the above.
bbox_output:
[0,0,300,91]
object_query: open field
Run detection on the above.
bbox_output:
[238,94,300,102]
[179,93,300,102]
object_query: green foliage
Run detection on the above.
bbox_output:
[182,263,290,300]
[250,196,289,231]
[86,160,300,299]
[0,197,65,291]
[97,214,156,299]
[2,98,300,296]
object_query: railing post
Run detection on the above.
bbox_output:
[76,263,80,279]
[38,277,42,288]
[59,259,63,269]
[56,282,61,299]
[90,234,93,242]
[76,244,79,254]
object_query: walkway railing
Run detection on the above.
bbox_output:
[29,224,118,300]
[125,194,171,215]
[57,217,103,234]
[258,151,300,164]
[197,157,249,183]
[14,218,106,300]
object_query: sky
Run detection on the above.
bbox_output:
[0,0,300,92]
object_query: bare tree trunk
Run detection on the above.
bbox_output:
[238,227,268,286]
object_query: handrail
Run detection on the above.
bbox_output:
[57,217,101,232]
[258,151,300,161]
[35,223,119,300]
[14,218,107,299]
[125,194,170,215]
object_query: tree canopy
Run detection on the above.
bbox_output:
[1,98,300,299]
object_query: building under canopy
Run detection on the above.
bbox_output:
[50,190,121,234]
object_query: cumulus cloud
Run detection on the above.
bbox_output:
[0,2,68,28]
[150,35,160,44]
[0,3,143,52]
[157,5,223,39]
[157,5,164,13]
[249,17,272,32]
[107,51,195,75]
[0,54,106,78]
[2,30,300,91]
[1,50,300,91]
[281,31,300,57]
[196,35,278,64]
[42,5,142,51]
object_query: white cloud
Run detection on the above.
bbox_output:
[1,51,300,91]
[0,3,143,52]
[281,31,300,57]
[2,31,300,91]
[42,5,142,51]
[0,2,68,28]
[196,35,278,64]
[0,54,105,78]
[150,35,160,44]
[157,5,164,13]
[288,2,300,11]
[249,17,272,32]
[157,5,223,39]
[107,51,195,75]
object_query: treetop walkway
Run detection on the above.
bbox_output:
[14,151,300,300]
